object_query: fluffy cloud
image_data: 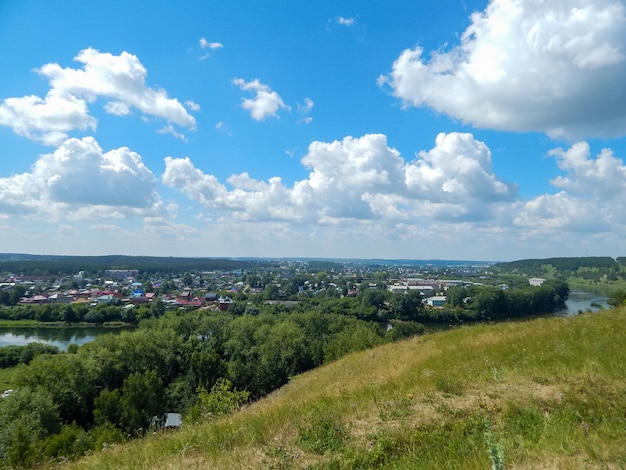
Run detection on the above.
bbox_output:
[163,132,516,224]
[380,0,626,138]
[0,137,161,218]
[549,141,626,199]
[233,78,290,121]
[513,140,626,234]
[0,94,96,145]
[0,48,196,145]
[513,192,609,233]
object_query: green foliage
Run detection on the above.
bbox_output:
[0,342,59,368]
[323,321,383,362]
[0,306,422,465]
[483,418,506,470]
[434,280,570,323]
[196,378,249,420]
[120,370,166,435]
[16,353,99,427]
[608,289,626,307]
[41,422,91,460]
[0,254,261,278]
[0,387,61,463]
[19,306,626,469]
[385,320,425,341]
[389,289,424,321]
[496,257,618,275]
[89,422,125,450]
[93,388,122,427]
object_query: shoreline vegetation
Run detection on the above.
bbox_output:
[0,320,134,328]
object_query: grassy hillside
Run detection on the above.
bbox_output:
[64,309,626,469]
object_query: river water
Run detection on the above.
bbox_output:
[557,290,609,316]
[0,326,131,351]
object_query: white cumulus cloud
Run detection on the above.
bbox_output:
[0,48,196,145]
[549,141,626,199]
[380,0,626,139]
[163,132,516,224]
[0,94,96,145]
[0,137,162,218]
[233,78,290,121]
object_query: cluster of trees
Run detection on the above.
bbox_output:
[496,256,619,273]
[251,281,568,324]
[0,343,59,368]
[441,280,570,322]
[0,301,166,324]
[495,257,624,283]
[0,309,424,466]
[0,285,26,306]
[608,290,626,308]
[0,254,264,278]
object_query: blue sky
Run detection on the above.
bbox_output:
[1,0,626,261]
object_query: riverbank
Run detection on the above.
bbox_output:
[0,319,134,328]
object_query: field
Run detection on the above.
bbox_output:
[61,307,626,469]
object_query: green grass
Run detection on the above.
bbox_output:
[0,319,42,327]
[62,307,626,469]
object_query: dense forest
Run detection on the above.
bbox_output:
[495,256,619,274]
[0,254,268,278]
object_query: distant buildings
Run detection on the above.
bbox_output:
[104,269,139,280]
[426,296,447,307]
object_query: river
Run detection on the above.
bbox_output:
[0,325,132,351]
[557,290,609,316]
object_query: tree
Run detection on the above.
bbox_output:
[62,304,78,323]
[471,287,507,319]
[390,290,424,321]
[608,289,626,307]
[16,354,99,427]
[120,370,166,435]
[93,388,122,427]
[323,321,383,362]
[195,378,249,420]
[385,320,425,341]
[0,387,61,464]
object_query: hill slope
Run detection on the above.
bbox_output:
[66,309,626,469]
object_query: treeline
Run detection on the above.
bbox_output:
[0,254,265,277]
[435,280,570,322]
[495,257,619,276]
[0,310,424,466]
[0,301,164,324]
[0,343,59,368]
